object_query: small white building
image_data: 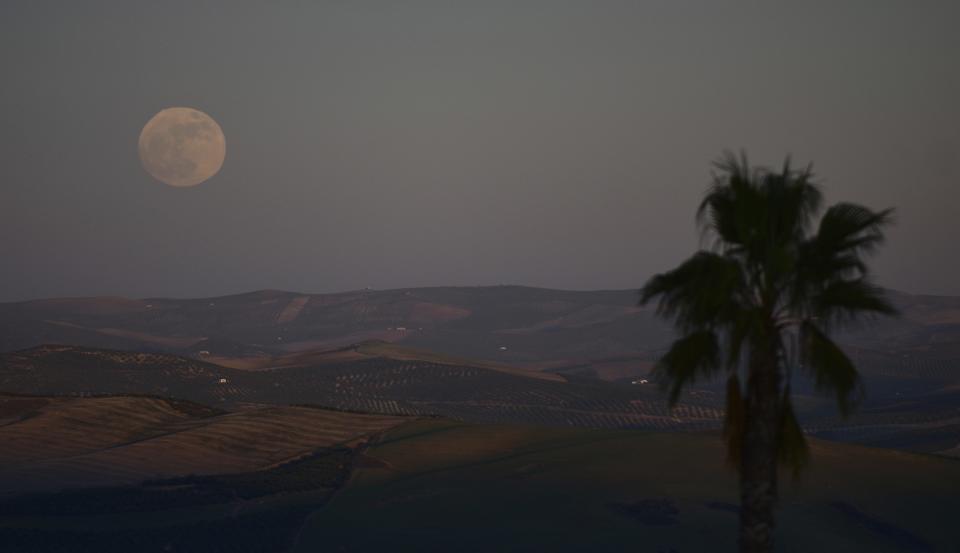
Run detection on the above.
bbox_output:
[218,378,228,385]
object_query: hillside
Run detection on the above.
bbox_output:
[3,344,958,458]
[0,345,722,432]
[1,286,957,387]
[0,287,669,379]
[0,394,406,494]
[214,339,566,382]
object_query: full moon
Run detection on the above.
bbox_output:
[138,107,226,188]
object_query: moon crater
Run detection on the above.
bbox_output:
[138,107,226,188]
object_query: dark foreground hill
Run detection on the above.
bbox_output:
[296,420,960,553]
[1,396,957,553]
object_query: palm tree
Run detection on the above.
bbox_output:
[639,151,896,553]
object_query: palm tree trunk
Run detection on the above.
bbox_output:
[739,349,780,553]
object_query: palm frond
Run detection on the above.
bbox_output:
[653,330,721,405]
[778,397,809,477]
[639,251,747,332]
[813,278,898,329]
[761,159,822,245]
[815,203,894,258]
[792,204,894,319]
[800,321,863,416]
[698,150,763,252]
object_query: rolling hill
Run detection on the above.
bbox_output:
[0,344,722,433]
[0,394,406,494]
[1,286,958,462]
[1,286,957,388]
[3,342,957,459]
[0,287,670,380]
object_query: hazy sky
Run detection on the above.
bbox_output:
[2,1,958,301]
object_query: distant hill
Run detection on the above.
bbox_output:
[0,287,673,380]
[1,285,958,384]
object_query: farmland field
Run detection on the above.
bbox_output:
[0,394,406,494]
[0,345,724,432]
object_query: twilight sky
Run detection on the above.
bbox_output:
[1,1,958,301]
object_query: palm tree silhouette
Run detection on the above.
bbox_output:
[640,151,896,553]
